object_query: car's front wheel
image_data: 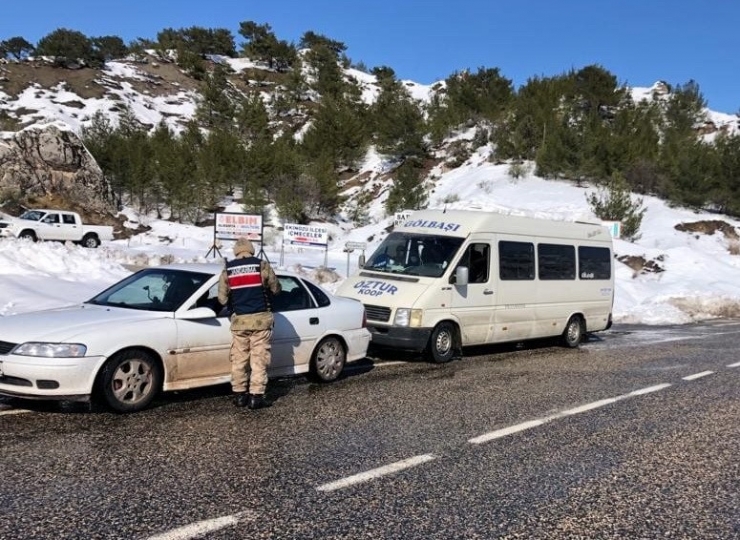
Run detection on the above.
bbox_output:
[310,336,346,382]
[18,230,36,242]
[96,349,162,413]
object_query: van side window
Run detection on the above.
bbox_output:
[578,246,611,280]
[463,243,490,283]
[499,241,535,280]
[538,243,575,280]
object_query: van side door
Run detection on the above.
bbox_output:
[494,237,537,341]
[450,238,495,346]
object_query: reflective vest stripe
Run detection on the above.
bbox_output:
[229,273,261,288]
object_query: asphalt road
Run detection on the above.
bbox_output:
[1,321,740,539]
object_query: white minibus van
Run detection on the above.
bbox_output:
[335,209,614,362]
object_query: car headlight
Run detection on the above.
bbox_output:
[393,308,423,327]
[12,342,87,358]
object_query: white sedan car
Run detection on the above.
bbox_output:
[0,263,371,413]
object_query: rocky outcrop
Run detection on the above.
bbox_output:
[0,124,114,214]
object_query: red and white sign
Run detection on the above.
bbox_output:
[283,223,328,249]
[216,212,262,241]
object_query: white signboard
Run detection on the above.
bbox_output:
[345,241,367,251]
[215,212,262,241]
[394,210,413,226]
[602,221,622,239]
[283,223,329,249]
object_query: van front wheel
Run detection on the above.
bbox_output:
[427,322,457,363]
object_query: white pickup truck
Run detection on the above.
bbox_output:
[0,209,114,248]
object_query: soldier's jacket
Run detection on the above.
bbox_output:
[218,258,281,331]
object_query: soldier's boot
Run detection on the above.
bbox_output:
[233,392,249,408]
[247,394,270,410]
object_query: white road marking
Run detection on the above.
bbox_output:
[468,419,547,444]
[0,408,31,416]
[316,454,437,492]
[469,383,673,446]
[145,511,256,540]
[682,370,714,381]
[627,383,673,396]
[727,362,740,368]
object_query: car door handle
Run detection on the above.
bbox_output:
[310,317,319,325]
[483,289,494,295]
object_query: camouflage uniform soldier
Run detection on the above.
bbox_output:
[218,237,281,409]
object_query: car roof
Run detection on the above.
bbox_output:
[157,262,302,279]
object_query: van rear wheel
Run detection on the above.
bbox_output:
[562,316,584,348]
[427,322,457,363]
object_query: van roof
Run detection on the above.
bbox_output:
[397,209,613,242]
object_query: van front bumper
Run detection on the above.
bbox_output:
[367,325,432,352]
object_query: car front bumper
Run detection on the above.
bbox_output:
[0,354,107,400]
[366,324,432,352]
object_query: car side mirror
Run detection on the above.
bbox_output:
[454,266,469,286]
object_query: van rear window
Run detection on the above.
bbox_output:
[578,246,612,280]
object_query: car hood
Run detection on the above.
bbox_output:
[0,304,167,344]
[334,272,433,307]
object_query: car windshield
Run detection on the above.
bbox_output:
[87,268,213,312]
[19,210,44,221]
[363,232,464,278]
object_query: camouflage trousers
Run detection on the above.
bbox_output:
[230,328,272,395]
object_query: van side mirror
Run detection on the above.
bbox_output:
[358,254,366,267]
[454,266,469,286]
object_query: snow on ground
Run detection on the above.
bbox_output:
[2,161,740,327]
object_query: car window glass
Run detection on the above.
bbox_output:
[62,214,76,225]
[272,276,313,312]
[89,269,211,312]
[198,283,228,316]
[303,279,331,307]
[42,214,60,224]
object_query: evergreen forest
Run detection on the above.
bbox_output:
[3,23,740,225]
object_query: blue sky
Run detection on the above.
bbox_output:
[3,0,739,113]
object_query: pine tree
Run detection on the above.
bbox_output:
[369,69,426,159]
[36,28,94,67]
[586,172,646,241]
[1,36,35,60]
[196,64,235,130]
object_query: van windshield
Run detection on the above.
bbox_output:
[364,232,464,277]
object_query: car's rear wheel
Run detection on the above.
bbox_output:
[427,321,457,363]
[81,233,100,248]
[562,315,584,348]
[96,349,162,413]
[309,336,346,382]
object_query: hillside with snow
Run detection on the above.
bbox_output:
[2,54,740,326]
